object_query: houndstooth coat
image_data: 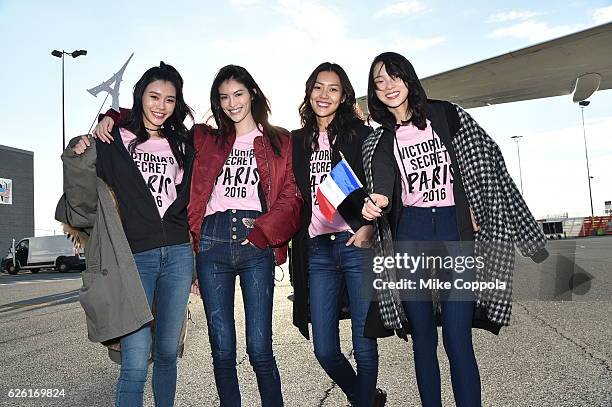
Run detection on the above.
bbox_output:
[362,100,549,336]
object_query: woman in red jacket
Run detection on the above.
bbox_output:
[95,64,302,407]
[189,65,301,407]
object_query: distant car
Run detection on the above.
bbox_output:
[2,235,85,275]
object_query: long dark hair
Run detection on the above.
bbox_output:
[123,62,193,168]
[367,52,428,131]
[298,62,362,151]
[210,65,281,155]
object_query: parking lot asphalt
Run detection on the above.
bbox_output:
[0,236,610,406]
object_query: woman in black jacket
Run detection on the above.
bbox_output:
[361,52,548,407]
[290,62,386,407]
[72,62,195,407]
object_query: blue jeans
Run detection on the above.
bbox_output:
[308,232,379,407]
[116,242,194,407]
[397,206,481,407]
[196,210,282,407]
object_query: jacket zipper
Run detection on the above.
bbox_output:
[262,137,272,210]
[261,136,277,265]
[161,149,194,247]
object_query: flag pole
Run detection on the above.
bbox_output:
[338,151,380,208]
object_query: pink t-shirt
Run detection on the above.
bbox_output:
[393,120,455,207]
[308,131,352,238]
[205,127,262,217]
[120,128,184,218]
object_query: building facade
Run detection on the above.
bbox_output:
[0,145,34,256]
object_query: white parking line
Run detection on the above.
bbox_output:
[0,278,82,285]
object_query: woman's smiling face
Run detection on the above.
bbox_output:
[309,70,344,120]
[372,61,409,109]
[141,79,177,128]
[218,78,253,124]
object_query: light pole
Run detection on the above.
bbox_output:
[510,135,524,195]
[51,49,87,150]
[579,100,594,219]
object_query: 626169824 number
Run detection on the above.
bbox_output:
[8,388,65,398]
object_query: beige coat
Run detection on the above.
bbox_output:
[55,138,156,360]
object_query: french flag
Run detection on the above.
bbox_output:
[316,158,363,222]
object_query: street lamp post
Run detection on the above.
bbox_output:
[579,101,594,219]
[510,135,524,195]
[51,49,87,151]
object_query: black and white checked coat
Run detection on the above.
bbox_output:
[362,100,548,336]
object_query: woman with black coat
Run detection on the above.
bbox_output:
[290,62,386,407]
[361,52,549,407]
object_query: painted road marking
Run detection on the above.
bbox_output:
[0,278,81,285]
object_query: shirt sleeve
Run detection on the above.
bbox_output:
[98,107,131,126]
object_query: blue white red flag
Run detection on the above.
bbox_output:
[316,158,362,222]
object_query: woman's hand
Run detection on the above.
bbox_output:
[241,239,256,247]
[92,116,115,143]
[470,208,480,232]
[347,225,375,248]
[71,135,92,155]
[361,193,389,221]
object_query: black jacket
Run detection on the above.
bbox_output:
[95,127,194,253]
[290,122,377,339]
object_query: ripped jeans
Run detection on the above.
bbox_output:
[196,209,283,407]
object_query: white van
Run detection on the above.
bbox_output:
[1,235,85,275]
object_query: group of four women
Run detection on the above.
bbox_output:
[68,50,547,407]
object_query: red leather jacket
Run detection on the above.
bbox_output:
[188,124,303,265]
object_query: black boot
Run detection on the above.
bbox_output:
[372,388,387,407]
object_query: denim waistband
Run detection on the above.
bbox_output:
[309,231,352,243]
[402,205,456,215]
[201,209,263,243]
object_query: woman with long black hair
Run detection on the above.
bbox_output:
[361,52,548,407]
[291,62,387,407]
[72,62,196,407]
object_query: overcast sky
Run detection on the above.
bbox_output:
[1,0,611,235]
